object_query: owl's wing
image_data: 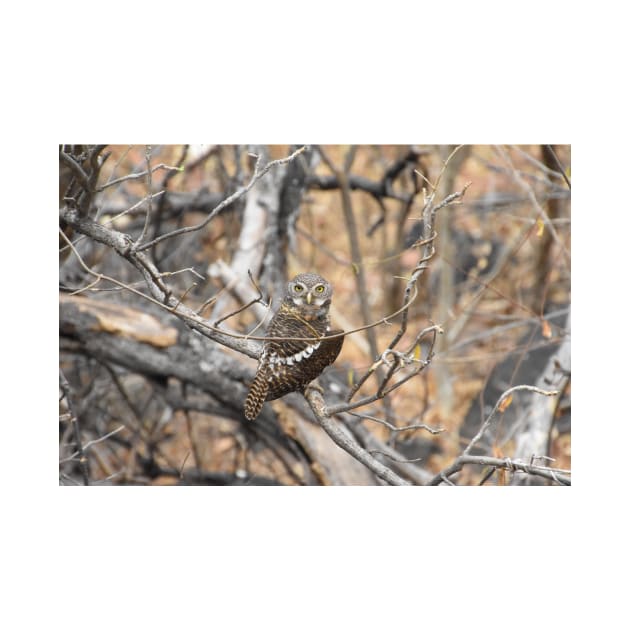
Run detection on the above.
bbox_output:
[245,332,343,419]
[245,303,344,419]
[264,306,325,359]
[263,328,344,402]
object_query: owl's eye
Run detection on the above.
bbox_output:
[314,285,325,293]
[293,285,303,292]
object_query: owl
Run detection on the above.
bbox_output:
[244,272,344,420]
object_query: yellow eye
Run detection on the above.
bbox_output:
[294,285,303,292]
[315,285,325,293]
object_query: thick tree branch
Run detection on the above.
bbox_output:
[304,388,411,486]
[58,221,261,359]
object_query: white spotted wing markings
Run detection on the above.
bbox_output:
[261,326,330,368]
[268,341,321,367]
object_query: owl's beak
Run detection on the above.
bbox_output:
[306,292,312,305]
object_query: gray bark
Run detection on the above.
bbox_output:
[511,309,571,484]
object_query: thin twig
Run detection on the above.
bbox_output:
[60,425,126,463]
[59,369,90,485]
[463,384,558,457]
[509,145,569,187]
[429,454,570,486]
[132,144,153,251]
[213,270,267,326]
[544,145,571,189]
[95,163,183,192]
[347,411,444,435]
[59,191,165,255]
[135,146,308,252]
[495,145,570,262]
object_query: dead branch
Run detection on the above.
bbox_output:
[429,454,570,486]
[343,418,433,485]
[494,145,570,263]
[136,146,308,252]
[304,387,411,486]
[59,370,90,485]
[463,385,559,457]
[428,384,563,486]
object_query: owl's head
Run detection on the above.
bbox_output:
[285,272,333,316]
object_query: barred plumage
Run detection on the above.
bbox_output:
[244,273,344,420]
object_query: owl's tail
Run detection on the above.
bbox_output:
[244,371,268,420]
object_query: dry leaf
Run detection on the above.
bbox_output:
[536,217,545,237]
[498,394,513,413]
[541,319,552,338]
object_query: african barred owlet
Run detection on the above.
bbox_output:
[244,272,344,420]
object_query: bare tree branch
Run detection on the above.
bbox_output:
[429,454,570,486]
[304,387,411,486]
[135,145,308,252]
[428,385,564,486]
[59,369,90,485]
[463,385,559,457]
